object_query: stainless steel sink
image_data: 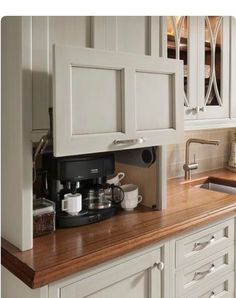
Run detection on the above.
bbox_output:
[195,177,236,195]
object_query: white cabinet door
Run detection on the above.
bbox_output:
[49,244,168,298]
[166,16,199,121]
[165,16,233,129]
[197,16,230,120]
[30,16,163,135]
[53,45,183,156]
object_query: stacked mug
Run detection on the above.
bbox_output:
[107,172,143,211]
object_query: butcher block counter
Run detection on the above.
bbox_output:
[2,169,236,289]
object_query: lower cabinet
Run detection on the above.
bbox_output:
[171,218,235,298]
[49,243,169,298]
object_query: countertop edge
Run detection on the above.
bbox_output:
[2,203,236,289]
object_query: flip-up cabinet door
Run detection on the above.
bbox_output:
[53,45,183,156]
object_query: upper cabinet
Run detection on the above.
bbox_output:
[53,45,183,156]
[31,16,92,132]
[28,16,236,142]
[30,16,165,137]
[165,16,236,129]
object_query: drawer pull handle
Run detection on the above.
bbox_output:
[209,291,215,298]
[113,137,145,146]
[154,261,165,271]
[193,235,215,251]
[193,264,215,281]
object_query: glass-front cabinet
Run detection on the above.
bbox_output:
[166,16,231,126]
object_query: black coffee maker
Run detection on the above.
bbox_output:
[43,153,123,228]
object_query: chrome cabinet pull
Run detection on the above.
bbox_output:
[113,137,145,146]
[193,235,215,251]
[154,261,164,271]
[209,291,215,298]
[193,264,215,281]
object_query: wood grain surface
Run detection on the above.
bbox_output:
[2,169,236,289]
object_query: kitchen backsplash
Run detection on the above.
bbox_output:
[167,128,236,179]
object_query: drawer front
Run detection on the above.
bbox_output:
[176,246,234,298]
[176,219,234,267]
[183,272,234,298]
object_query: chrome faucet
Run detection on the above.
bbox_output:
[183,138,220,180]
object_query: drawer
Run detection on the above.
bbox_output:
[183,272,234,298]
[176,245,234,298]
[176,219,234,267]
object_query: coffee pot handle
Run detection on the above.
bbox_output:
[110,185,124,204]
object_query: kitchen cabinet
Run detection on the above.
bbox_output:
[49,242,169,298]
[1,216,236,297]
[165,16,236,129]
[170,218,235,298]
[53,45,183,156]
[31,16,91,132]
[28,16,165,139]
[1,15,170,252]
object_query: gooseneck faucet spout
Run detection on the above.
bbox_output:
[183,138,220,180]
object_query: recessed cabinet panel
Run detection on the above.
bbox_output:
[76,271,149,298]
[71,67,122,135]
[135,72,172,130]
[32,16,91,130]
[117,17,150,55]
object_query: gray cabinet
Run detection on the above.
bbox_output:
[165,16,236,129]
[49,243,169,298]
[31,16,91,132]
[53,45,183,156]
[29,16,165,138]
[171,218,235,298]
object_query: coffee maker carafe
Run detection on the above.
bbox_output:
[43,153,123,228]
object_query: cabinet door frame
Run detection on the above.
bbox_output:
[53,45,183,157]
[48,242,170,298]
[197,16,230,121]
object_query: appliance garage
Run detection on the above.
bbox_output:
[1,16,236,298]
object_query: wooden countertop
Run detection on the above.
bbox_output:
[2,169,236,289]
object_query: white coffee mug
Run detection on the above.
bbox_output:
[62,193,82,216]
[120,184,143,211]
[106,172,125,186]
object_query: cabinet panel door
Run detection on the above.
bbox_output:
[59,248,162,298]
[32,16,91,130]
[53,45,183,156]
[166,16,199,121]
[197,16,230,120]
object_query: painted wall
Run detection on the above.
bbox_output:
[167,128,235,179]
